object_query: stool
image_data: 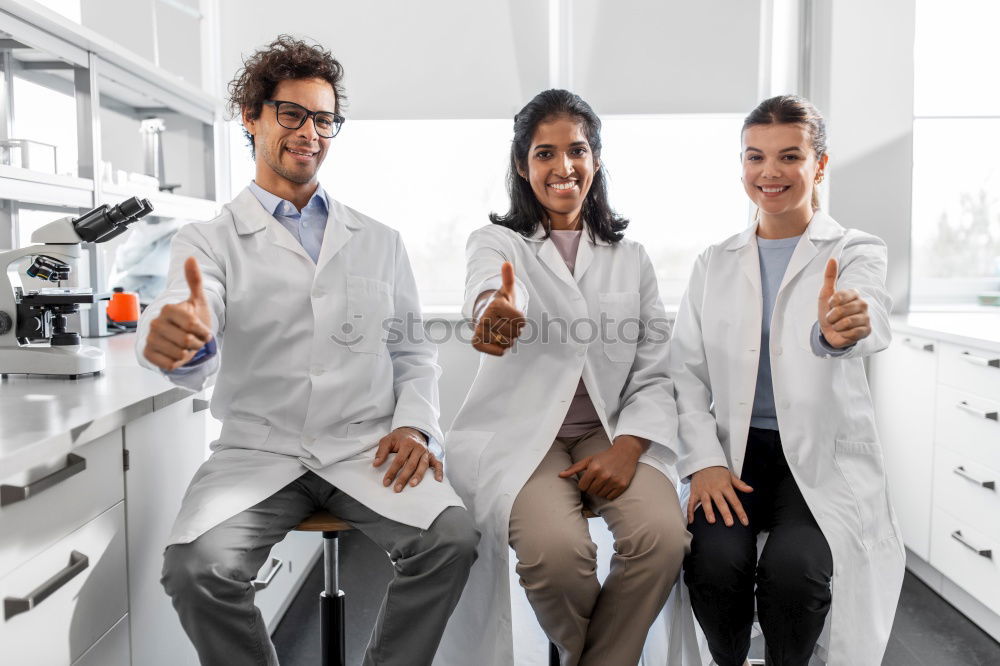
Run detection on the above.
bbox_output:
[548,507,597,666]
[295,511,354,666]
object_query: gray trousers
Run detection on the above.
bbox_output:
[161,471,479,666]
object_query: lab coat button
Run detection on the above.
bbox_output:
[775,346,783,356]
[780,399,790,409]
[576,346,586,357]
[312,288,326,298]
[311,366,325,376]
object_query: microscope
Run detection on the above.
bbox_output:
[0,196,153,377]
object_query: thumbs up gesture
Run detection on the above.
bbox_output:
[817,258,871,349]
[143,256,215,370]
[472,262,526,356]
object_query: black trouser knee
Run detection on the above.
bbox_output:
[684,428,833,666]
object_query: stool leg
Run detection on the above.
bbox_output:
[321,531,346,666]
[549,640,560,666]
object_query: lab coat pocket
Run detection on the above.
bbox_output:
[346,275,393,355]
[833,438,893,546]
[599,291,640,363]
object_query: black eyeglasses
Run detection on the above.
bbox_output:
[263,100,345,138]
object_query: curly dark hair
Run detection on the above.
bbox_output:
[227,34,346,158]
[490,89,628,244]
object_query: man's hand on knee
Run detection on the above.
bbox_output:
[373,427,444,492]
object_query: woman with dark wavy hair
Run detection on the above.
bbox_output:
[438,89,691,666]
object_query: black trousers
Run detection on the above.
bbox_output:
[684,427,833,666]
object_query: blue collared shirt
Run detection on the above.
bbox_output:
[248,180,329,263]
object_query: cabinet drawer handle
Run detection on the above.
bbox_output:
[960,351,1000,368]
[0,454,87,507]
[192,398,210,413]
[953,466,996,490]
[3,550,89,620]
[951,530,993,559]
[251,557,284,591]
[957,401,999,422]
[903,337,934,352]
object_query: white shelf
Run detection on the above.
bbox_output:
[0,165,94,208]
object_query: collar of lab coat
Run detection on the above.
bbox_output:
[228,186,364,272]
[726,209,846,297]
[724,209,845,251]
[526,220,609,287]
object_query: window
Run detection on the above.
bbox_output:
[229,115,750,311]
[911,0,1000,307]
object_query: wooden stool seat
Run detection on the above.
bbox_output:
[295,511,353,533]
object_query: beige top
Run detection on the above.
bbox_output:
[549,229,603,438]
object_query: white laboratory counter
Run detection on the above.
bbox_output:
[0,333,319,666]
[0,334,187,480]
[872,311,1000,643]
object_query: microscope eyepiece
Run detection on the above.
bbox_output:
[73,196,154,243]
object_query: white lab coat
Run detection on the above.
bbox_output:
[667,211,905,666]
[436,223,699,666]
[135,187,463,546]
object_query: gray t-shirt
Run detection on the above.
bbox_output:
[751,235,801,430]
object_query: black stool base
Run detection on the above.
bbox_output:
[320,590,346,666]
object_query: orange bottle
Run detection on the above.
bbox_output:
[107,287,140,324]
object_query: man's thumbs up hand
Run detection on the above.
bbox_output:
[143,256,214,371]
[817,258,871,349]
[472,262,526,356]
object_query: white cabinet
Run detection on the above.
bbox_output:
[0,428,124,579]
[871,333,937,559]
[123,392,208,666]
[873,323,1000,639]
[0,502,128,665]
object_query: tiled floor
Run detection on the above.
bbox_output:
[272,532,1000,665]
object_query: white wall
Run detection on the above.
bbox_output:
[811,0,915,312]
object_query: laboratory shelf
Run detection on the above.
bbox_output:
[0,164,94,208]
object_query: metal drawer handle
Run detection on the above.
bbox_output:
[251,557,284,591]
[953,466,996,490]
[960,351,1000,369]
[957,401,999,422]
[902,337,934,352]
[192,398,210,413]
[3,550,89,620]
[0,454,87,507]
[951,530,993,559]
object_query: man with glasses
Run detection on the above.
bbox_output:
[136,35,478,666]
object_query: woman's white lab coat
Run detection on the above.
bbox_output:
[667,211,905,666]
[135,187,463,546]
[436,223,697,666]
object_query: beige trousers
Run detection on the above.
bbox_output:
[508,427,690,666]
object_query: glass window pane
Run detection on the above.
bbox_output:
[914,0,1000,117]
[229,116,751,310]
[911,118,1000,305]
[600,115,749,303]
[11,76,79,177]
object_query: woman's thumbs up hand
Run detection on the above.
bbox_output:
[472,262,526,356]
[817,258,871,349]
